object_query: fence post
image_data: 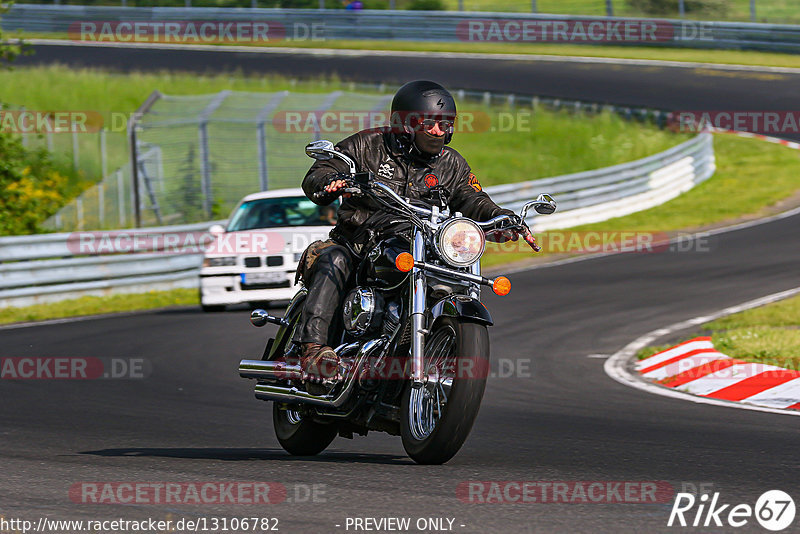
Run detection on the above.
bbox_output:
[679,0,686,18]
[605,0,613,16]
[198,91,231,219]
[750,0,756,21]
[531,0,537,13]
[128,90,163,228]
[72,128,79,170]
[117,169,126,227]
[98,182,105,228]
[100,128,108,181]
[255,91,289,192]
[77,197,84,231]
[21,106,28,148]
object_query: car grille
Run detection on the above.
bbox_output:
[244,257,261,268]
[241,280,291,291]
[266,255,284,267]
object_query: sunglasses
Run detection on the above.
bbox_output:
[418,118,455,131]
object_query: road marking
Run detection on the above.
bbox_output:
[586,354,610,359]
[604,286,800,417]
[25,38,800,75]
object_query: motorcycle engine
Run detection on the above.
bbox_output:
[342,287,385,336]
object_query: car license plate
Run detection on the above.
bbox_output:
[242,272,285,285]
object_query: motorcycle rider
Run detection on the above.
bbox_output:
[296,80,529,382]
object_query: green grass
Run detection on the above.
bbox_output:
[22,30,800,69]
[0,288,198,325]
[637,294,800,369]
[482,133,800,267]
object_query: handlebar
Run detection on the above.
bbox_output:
[314,177,542,251]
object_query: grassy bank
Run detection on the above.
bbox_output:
[0,289,198,325]
[637,294,800,370]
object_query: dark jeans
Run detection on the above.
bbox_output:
[295,244,353,346]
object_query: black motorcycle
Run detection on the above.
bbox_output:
[238,140,556,464]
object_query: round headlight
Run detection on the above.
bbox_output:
[437,218,485,268]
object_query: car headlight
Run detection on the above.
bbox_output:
[436,218,485,268]
[203,256,237,267]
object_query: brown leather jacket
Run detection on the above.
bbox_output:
[303,128,511,246]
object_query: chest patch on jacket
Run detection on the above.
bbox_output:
[468,173,482,192]
[424,173,439,188]
[378,162,394,180]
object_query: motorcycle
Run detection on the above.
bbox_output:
[238,140,557,464]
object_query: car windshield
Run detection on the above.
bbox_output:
[226,196,339,231]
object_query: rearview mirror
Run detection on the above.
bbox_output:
[519,194,557,221]
[305,140,335,160]
[534,194,557,215]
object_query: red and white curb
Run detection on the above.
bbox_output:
[708,127,800,150]
[605,286,800,417]
[636,337,800,411]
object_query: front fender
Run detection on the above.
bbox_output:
[429,294,493,327]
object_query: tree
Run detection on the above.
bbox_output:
[0,3,24,69]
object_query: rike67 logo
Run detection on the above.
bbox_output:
[668,490,795,531]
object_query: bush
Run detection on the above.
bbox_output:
[627,0,729,16]
[0,134,76,235]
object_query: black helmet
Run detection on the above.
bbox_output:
[390,80,457,147]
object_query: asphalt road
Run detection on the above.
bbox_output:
[2,43,800,533]
[2,212,799,533]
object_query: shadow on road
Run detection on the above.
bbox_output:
[79,447,411,465]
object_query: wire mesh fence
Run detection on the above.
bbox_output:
[44,89,396,230]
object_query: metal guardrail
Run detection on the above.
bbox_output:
[0,133,713,309]
[4,5,800,52]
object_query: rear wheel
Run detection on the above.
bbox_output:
[400,317,489,464]
[272,403,337,456]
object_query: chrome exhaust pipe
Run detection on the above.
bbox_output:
[251,338,386,408]
[239,360,303,381]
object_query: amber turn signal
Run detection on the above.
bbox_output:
[395,252,415,272]
[492,276,511,296]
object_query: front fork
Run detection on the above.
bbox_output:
[410,230,426,387]
[409,230,483,387]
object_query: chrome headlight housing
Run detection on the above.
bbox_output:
[436,218,485,268]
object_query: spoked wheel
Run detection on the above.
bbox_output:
[272,403,337,456]
[401,317,490,465]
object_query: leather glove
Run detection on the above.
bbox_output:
[488,208,521,243]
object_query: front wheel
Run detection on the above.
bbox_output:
[273,403,337,456]
[401,317,489,465]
